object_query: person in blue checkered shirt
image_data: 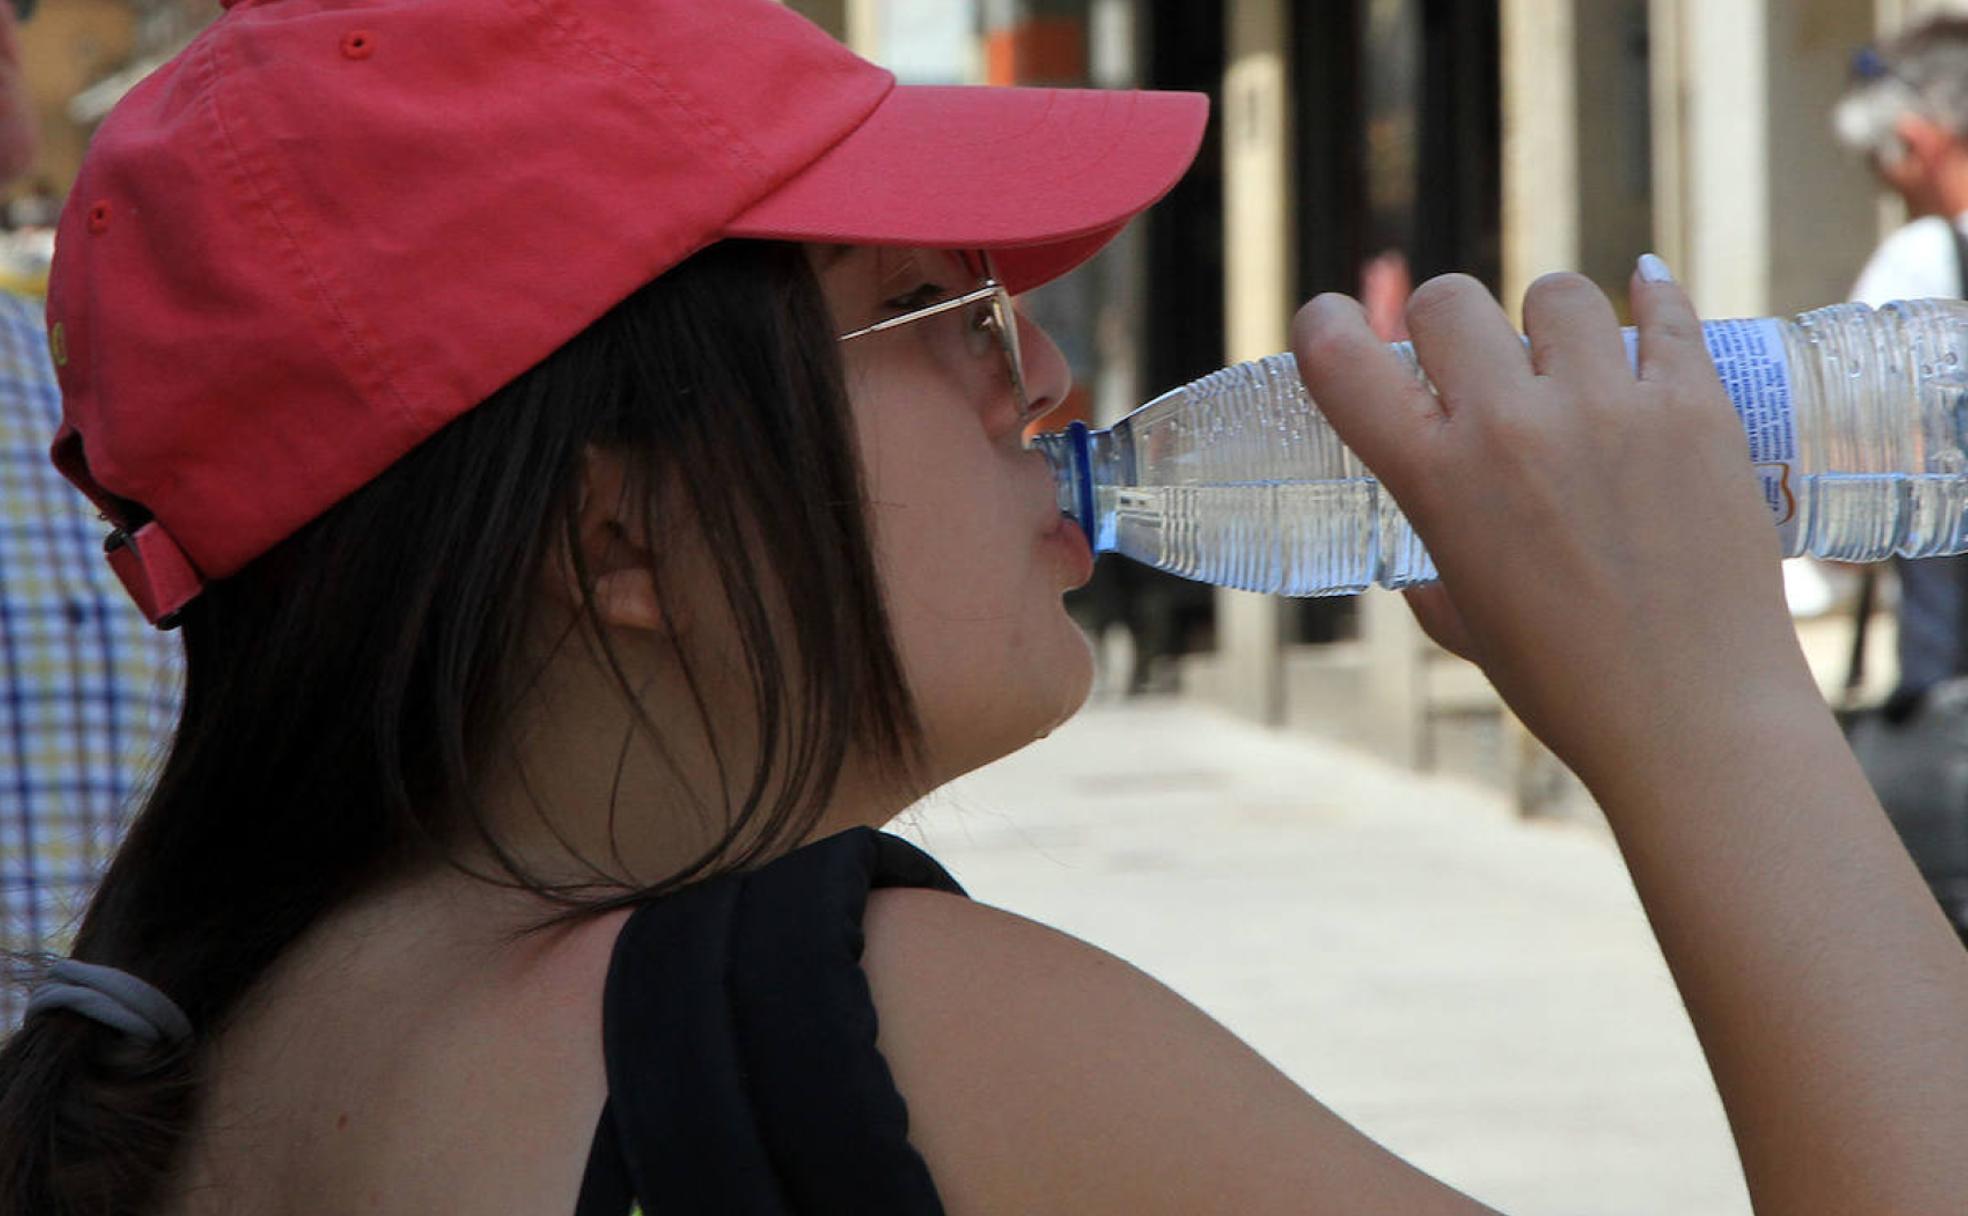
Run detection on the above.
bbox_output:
[0,0,182,1030]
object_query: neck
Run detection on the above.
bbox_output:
[469,616,913,895]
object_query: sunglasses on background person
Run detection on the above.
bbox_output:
[1840,43,1928,170]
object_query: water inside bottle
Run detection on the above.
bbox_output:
[1098,481,1437,596]
[1795,474,1968,559]
[1073,353,1440,595]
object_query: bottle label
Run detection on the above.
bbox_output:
[1624,317,1798,544]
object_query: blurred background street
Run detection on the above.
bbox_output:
[884,607,1895,1214]
[903,695,1751,1216]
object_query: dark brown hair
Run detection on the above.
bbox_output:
[0,238,921,1214]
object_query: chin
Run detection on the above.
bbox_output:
[1045,627,1096,726]
[921,629,1095,781]
[1014,618,1095,745]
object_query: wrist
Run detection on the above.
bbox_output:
[1564,669,1845,813]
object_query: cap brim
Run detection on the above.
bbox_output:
[726,84,1209,294]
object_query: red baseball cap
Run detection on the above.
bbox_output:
[45,0,1207,626]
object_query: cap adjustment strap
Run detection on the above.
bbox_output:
[51,424,204,629]
[104,523,201,629]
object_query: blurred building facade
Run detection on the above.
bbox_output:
[800,0,1961,799]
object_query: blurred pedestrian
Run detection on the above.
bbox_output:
[1836,19,1968,717]
[1830,17,1968,943]
[0,0,182,1029]
[1359,249,1412,341]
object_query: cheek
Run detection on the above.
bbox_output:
[851,375,1016,603]
[851,387,1092,756]
[865,427,1030,648]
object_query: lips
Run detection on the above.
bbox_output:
[1040,512,1095,589]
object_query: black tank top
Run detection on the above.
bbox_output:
[572,828,965,1215]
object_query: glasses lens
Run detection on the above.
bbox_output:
[925,265,1026,416]
[842,250,1031,419]
[960,295,999,360]
[986,290,1031,418]
[951,288,1028,416]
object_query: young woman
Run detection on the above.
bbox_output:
[3,1,1965,1213]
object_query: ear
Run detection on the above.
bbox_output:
[547,446,670,635]
[1895,112,1953,166]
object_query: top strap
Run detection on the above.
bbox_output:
[590,828,964,1216]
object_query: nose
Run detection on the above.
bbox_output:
[1014,304,1074,424]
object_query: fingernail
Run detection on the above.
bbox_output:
[1637,253,1675,284]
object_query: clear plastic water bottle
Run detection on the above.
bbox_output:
[1031,298,1968,597]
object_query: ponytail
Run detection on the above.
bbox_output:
[0,1008,195,1214]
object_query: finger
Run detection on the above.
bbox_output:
[1403,583,1477,661]
[1291,294,1444,484]
[1522,272,1629,383]
[1402,273,1537,418]
[1628,254,1716,390]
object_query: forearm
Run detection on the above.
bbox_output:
[1583,684,1968,1215]
[1292,265,1968,1213]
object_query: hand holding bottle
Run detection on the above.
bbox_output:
[1291,263,1808,788]
[1295,262,1968,1216]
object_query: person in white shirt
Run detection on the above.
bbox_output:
[1830,17,1968,944]
[1835,18,1968,715]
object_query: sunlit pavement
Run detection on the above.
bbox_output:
[898,696,1751,1216]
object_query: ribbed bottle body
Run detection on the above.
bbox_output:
[1781,300,1968,560]
[1033,300,1968,596]
[1092,354,1432,595]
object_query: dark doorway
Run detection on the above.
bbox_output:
[1068,0,1501,683]
[1061,0,1225,695]
[1304,0,1501,291]
[1142,0,1226,398]
[1290,0,1501,643]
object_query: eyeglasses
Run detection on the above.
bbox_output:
[837,252,1033,423]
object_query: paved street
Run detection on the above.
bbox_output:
[896,697,1752,1216]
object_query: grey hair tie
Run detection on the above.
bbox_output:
[24,959,192,1045]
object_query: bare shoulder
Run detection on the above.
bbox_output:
[170,890,634,1216]
[861,887,1501,1216]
